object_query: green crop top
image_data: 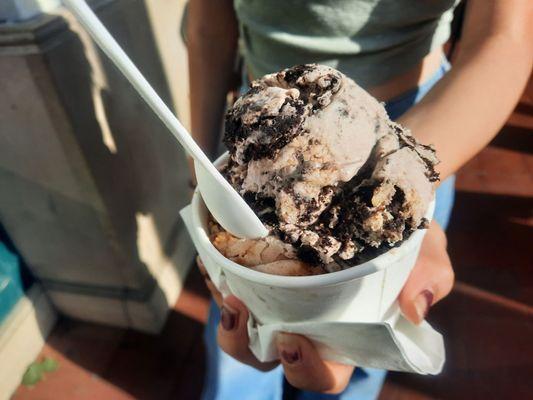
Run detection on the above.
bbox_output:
[234,0,460,88]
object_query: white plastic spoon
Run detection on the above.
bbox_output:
[62,0,268,239]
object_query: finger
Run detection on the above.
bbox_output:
[196,256,223,307]
[399,221,455,324]
[205,279,223,308]
[217,295,278,372]
[276,333,354,394]
[196,255,208,277]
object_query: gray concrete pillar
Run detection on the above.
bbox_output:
[0,0,61,22]
[0,0,194,333]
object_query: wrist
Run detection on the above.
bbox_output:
[427,220,448,250]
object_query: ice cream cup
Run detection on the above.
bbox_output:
[185,153,435,325]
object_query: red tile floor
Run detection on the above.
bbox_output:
[12,101,533,399]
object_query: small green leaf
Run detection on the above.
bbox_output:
[41,357,59,372]
[21,363,43,386]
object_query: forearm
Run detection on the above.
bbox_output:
[399,0,533,180]
[187,0,239,158]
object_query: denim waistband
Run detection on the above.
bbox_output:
[385,57,451,120]
[241,58,452,121]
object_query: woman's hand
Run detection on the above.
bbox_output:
[398,220,454,324]
[197,220,454,394]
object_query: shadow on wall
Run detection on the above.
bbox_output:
[0,0,194,337]
[7,0,198,393]
[34,0,192,297]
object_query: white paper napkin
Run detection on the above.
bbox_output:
[247,309,444,374]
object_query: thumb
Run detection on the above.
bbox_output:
[276,333,354,394]
[399,221,454,324]
[216,295,277,372]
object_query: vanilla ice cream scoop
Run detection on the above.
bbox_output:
[219,64,439,271]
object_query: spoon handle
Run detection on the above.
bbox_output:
[62,0,219,177]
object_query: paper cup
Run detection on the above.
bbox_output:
[186,154,435,325]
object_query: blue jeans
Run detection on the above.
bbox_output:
[202,59,455,400]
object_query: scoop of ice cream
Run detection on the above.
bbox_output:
[221,64,439,270]
[209,221,323,276]
[224,65,386,227]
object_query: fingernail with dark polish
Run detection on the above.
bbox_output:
[281,349,300,364]
[414,289,434,322]
[220,306,237,331]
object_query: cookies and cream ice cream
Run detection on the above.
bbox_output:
[211,64,438,274]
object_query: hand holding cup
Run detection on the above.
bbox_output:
[197,220,454,394]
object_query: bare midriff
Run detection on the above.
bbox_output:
[368,48,445,102]
[247,48,445,104]
[248,48,444,108]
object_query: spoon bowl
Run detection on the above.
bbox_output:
[194,156,268,238]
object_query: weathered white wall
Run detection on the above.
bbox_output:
[0,0,60,22]
[144,0,190,130]
[0,0,195,332]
